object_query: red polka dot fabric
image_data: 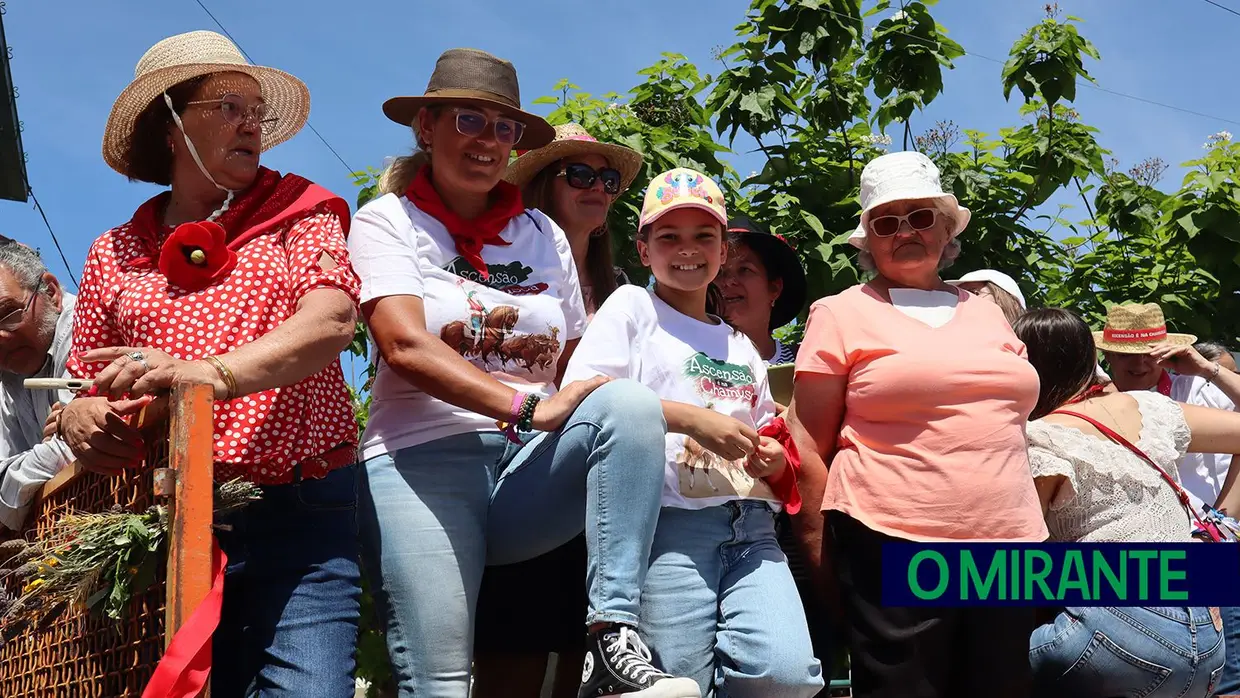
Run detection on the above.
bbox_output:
[68,204,361,484]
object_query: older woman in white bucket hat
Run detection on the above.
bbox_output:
[788,151,1046,698]
[60,30,363,695]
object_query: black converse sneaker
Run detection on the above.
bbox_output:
[578,624,701,698]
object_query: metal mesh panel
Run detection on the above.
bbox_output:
[0,437,170,697]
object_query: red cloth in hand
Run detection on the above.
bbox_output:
[758,416,802,514]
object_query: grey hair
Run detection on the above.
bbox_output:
[1194,341,1232,362]
[0,243,49,291]
[855,198,963,274]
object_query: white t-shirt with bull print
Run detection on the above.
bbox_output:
[349,192,588,460]
[563,286,782,511]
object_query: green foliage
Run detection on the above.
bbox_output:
[1001,7,1099,107]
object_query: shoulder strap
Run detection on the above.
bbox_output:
[1051,408,1211,533]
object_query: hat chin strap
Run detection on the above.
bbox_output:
[164,92,234,222]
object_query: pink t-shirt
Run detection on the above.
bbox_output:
[796,284,1047,542]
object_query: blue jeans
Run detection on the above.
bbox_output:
[1218,605,1240,694]
[640,502,823,698]
[1030,606,1225,698]
[212,464,362,698]
[358,380,667,697]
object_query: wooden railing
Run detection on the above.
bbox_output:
[0,382,215,697]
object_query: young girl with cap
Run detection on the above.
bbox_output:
[348,48,697,698]
[564,168,823,698]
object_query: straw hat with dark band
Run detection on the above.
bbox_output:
[102,31,310,178]
[504,123,643,192]
[1093,303,1197,354]
[383,48,555,150]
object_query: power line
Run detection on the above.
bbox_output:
[1200,0,1240,19]
[190,0,357,175]
[27,188,78,289]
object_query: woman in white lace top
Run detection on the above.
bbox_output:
[1015,308,1237,698]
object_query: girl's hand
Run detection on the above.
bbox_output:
[688,410,760,461]
[531,376,610,432]
[745,435,787,479]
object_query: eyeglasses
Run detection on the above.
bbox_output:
[450,107,525,145]
[0,280,41,333]
[185,93,278,130]
[558,163,623,195]
[868,207,938,237]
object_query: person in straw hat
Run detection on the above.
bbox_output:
[505,122,643,316]
[1094,301,1240,510]
[789,151,1045,698]
[349,49,699,698]
[473,122,643,698]
[60,30,365,694]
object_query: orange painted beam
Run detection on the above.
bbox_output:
[164,380,215,698]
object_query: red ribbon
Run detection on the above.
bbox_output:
[142,541,227,698]
[1102,326,1167,342]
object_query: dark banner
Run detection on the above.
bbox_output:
[0,11,29,203]
[882,543,1240,606]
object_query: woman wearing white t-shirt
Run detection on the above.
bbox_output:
[348,50,699,698]
[564,168,823,698]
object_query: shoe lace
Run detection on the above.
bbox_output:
[606,627,663,684]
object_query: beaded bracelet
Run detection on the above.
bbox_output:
[516,393,541,432]
[1207,362,1222,385]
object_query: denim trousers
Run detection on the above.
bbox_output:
[212,464,362,698]
[640,502,823,698]
[358,379,667,698]
[1029,606,1226,698]
[1218,605,1240,695]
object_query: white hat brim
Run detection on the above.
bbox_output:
[102,62,310,178]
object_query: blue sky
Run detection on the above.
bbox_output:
[2,0,1238,290]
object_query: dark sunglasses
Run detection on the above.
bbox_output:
[559,163,622,195]
[185,93,278,130]
[868,207,938,237]
[451,107,525,145]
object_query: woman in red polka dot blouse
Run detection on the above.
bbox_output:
[56,32,363,695]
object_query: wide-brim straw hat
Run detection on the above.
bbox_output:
[504,123,643,193]
[102,30,310,178]
[1093,302,1197,354]
[382,48,554,150]
[848,151,971,249]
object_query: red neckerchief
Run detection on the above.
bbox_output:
[124,168,346,266]
[406,166,523,281]
[1156,370,1173,397]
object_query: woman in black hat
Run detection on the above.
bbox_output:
[716,217,807,366]
[349,48,699,698]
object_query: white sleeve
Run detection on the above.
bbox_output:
[542,211,589,341]
[563,287,641,384]
[348,194,426,304]
[751,358,778,430]
[0,394,71,531]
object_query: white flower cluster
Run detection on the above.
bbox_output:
[890,10,907,21]
[863,133,893,148]
[1204,130,1233,149]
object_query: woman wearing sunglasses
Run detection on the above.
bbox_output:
[350,49,699,698]
[788,152,1046,698]
[62,31,364,694]
[466,123,644,698]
